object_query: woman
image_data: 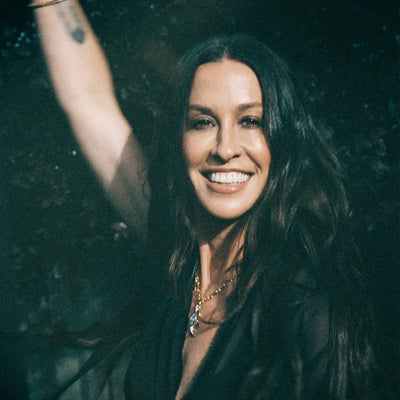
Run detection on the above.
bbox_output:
[31,0,386,399]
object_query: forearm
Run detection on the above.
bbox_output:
[33,0,132,186]
[34,0,115,113]
[33,0,150,239]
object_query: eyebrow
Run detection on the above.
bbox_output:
[238,102,263,111]
[187,105,213,114]
[187,102,263,114]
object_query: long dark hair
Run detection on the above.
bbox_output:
[150,34,350,278]
[147,34,386,399]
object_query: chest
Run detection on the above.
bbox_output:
[175,325,219,400]
[176,289,229,398]
[125,296,254,400]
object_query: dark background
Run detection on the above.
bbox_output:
[0,0,399,398]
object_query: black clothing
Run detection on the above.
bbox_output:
[124,270,330,400]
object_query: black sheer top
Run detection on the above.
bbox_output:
[124,269,331,400]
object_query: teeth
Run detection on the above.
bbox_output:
[209,172,250,184]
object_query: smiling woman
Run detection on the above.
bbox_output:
[28,0,393,399]
[183,60,271,222]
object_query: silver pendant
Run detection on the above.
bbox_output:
[188,304,200,337]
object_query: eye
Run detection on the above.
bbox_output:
[186,117,215,130]
[240,116,262,128]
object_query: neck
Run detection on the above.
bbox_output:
[193,212,246,290]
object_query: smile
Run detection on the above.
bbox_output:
[206,172,250,185]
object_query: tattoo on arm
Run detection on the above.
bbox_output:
[57,3,86,44]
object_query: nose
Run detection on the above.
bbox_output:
[212,123,241,162]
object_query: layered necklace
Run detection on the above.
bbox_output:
[188,268,238,337]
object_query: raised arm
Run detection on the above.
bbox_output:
[32,0,150,240]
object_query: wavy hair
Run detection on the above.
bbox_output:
[148,34,384,399]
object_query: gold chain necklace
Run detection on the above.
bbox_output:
[188,269,237,337]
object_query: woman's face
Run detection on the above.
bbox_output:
[183,59,271,221]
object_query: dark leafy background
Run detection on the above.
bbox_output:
[0,0,398,391]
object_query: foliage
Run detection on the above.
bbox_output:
[0,0,398,338]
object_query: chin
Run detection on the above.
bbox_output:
[202,204,252,222]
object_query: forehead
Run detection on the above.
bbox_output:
[189,59,262,107]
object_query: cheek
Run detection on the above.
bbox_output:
[182,139,194,169]
[262,149,272,171]
[248,136,271,172]
[182,135,207,168]
[182,137,191,162]
[259,135,271,167]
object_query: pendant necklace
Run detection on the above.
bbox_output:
[188,268,237,337]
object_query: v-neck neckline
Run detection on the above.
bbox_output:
[173,296,230,399]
